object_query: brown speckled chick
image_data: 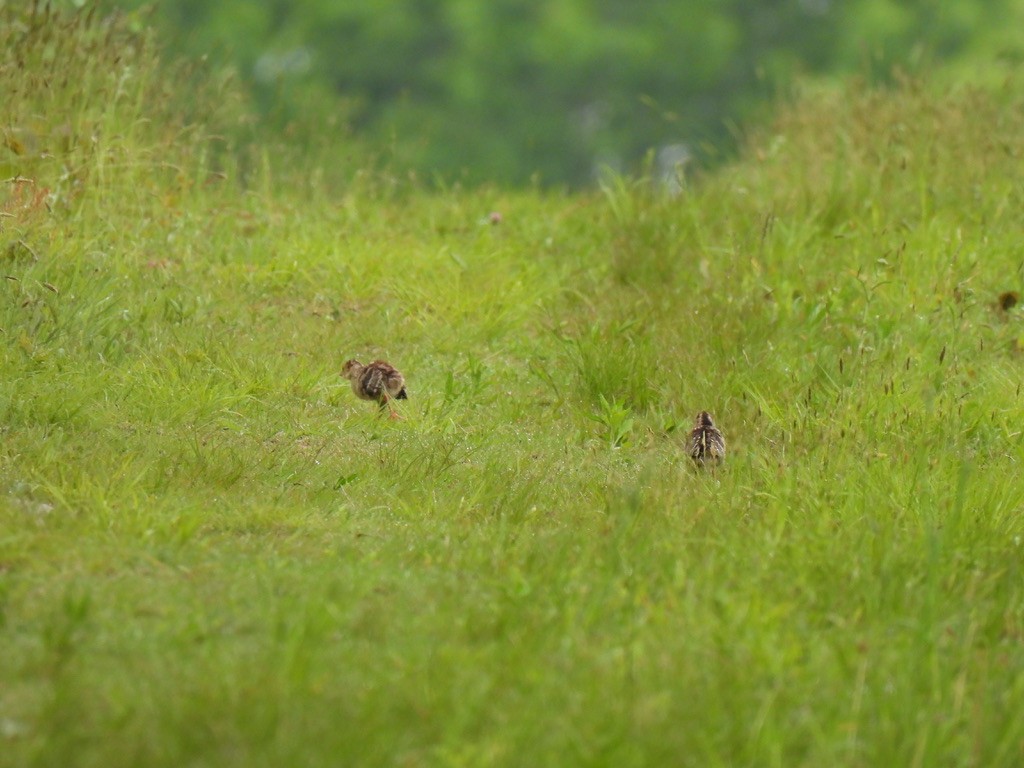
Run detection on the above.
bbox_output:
[341,359,407,418]
[689,411,725,467]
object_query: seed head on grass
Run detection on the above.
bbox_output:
[689,411,725,467]
[997,291,1019,312]
[341,359,407,419]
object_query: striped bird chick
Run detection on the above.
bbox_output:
[689,411,725,467]
[341,359,407,418]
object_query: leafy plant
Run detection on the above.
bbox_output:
[588,394,634,449]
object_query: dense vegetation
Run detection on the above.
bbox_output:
[4,4,1024,766]
[103,0,1024,186]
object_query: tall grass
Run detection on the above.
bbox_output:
[3,6,1024,767]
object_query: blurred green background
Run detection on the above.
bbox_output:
[99,0,1024,187]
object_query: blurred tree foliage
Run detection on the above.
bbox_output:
[97,0,1024,187]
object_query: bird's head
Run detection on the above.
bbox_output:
[696,411,715,428]
[341,359,363,379]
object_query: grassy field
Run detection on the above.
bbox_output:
[4,8,1024,767]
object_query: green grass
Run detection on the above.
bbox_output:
[4,7,1024,767]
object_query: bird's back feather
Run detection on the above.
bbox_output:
[357,361,406,403]
[689,412,725,466]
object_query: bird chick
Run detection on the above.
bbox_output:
[341,359,407,418]
[689,411,725,467]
